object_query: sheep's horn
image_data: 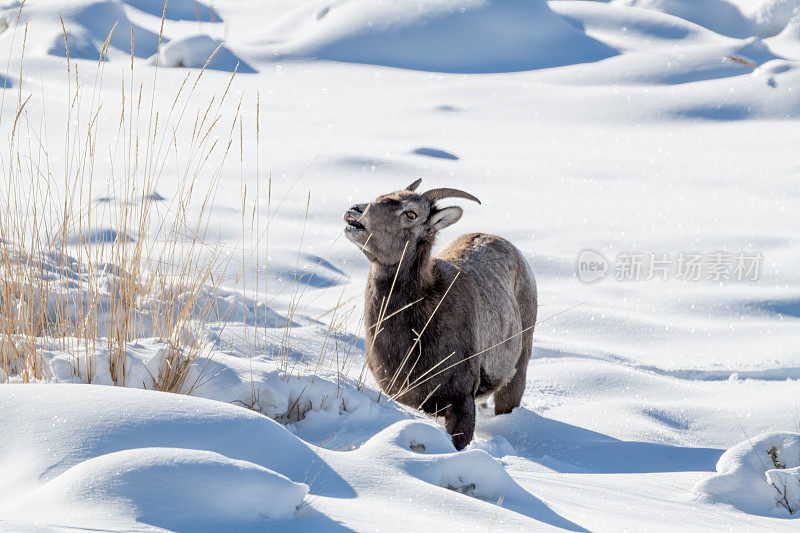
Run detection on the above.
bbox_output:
[405,178,422,192]
[423,188,481,205]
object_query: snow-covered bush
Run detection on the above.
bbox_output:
[694,432,800,517]
[154,35,256,73]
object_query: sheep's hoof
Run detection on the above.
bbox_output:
[452,434,470,451]
[409,442,426,453]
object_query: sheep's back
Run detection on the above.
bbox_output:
[435,233,536,386]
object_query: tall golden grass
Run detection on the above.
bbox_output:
[0,2,370,411]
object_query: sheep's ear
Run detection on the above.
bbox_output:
[406,178,422,191]
[428,206,462,231]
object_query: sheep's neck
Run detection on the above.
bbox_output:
[368,238,435,304]
[364,242,436,372]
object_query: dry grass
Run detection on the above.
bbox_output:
[0,5,237,393]
[727,55,759,70]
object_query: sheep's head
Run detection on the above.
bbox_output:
[343,179,480,266]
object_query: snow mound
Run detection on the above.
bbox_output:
[363,418,459,455]
[765,8,800,57]
[363,421,527,501]
[10,447,307,530]
[263,0,617,73]
[552,0,725,50]
[154,35,257,73]
[413,447,524,499]
[0,0,161,60]
[123,0,221,22]
[694,432,800,517]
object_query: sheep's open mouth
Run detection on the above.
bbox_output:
[344,212,365,231]
[346,219,364,230]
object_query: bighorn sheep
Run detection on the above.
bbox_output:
[343,179,537,450]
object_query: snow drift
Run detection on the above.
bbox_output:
[261,0,617,73]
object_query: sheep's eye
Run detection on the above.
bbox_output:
[404,211,417,220]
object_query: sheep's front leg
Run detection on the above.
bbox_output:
[446,396,476,451]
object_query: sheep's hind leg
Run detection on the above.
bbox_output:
[445,397,476,451]
[493,345,530,415]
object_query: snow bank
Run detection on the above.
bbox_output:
[615,0,800,38]
[262,0,617,73]
[694,432,800,517]
[154,35,256,73]
[0,0,160,60]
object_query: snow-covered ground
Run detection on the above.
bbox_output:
[1,0,800,530]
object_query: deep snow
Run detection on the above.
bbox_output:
[1,0,800,530]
